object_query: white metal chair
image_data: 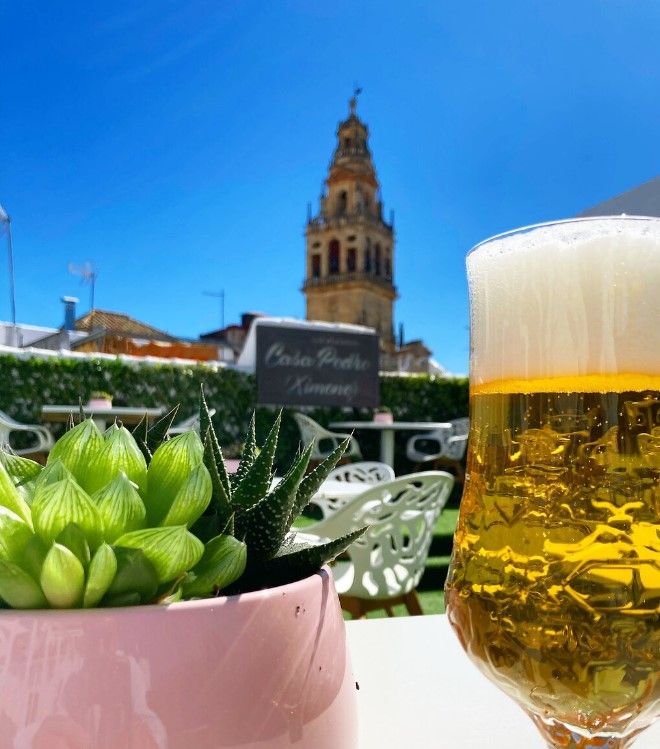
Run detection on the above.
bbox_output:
[168,408,216,436]
[305,471,455,618]
[0,410,54,456]
[292,412,362,461]
[310,462,396,520]
[327,461,394,484]
[406,418,469,482]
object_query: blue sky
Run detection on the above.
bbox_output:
[1,1,659,374]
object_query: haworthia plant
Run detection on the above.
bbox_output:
[0,387,365,608]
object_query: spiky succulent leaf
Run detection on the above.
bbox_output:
[32,476,103,550]
[56,523,91,568]
[0,452,42,485]
[83,543,117,608]
[114,526,204,583]
[237,444,312,560]
[83,425,148,496]
[160,464,212,528]
[232,411,281,510]
[200,388,231,500]
[40,542,85,608]
[92,472,146,543]
[182,534,247,597]
[145,432,204,524]
[0,460,33,527]
[0,506,33,562]
[290,438,349,525]
[230,413,257,487]
[243,527,366,591]
[203,433,232,528]
[47,419,104,492]
[105,547,158,603]
[0,559,47,609]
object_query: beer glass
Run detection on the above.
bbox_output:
[445,217,659,748]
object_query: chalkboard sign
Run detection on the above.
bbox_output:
[256,325,380,407]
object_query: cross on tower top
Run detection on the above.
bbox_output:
[349,85,362,115]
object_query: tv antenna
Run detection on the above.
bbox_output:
[68,262,98,310]
[203,289,225,329]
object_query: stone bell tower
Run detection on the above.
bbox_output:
[303,92,397,348]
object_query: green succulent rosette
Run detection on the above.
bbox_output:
[0,395,364,609]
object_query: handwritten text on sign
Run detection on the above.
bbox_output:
[256,326,380,407]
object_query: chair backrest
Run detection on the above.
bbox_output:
[310,471,454,599]
[445,418,470,460]
[0,410,21,430]
[292,412,361,460]
[292,412,329,442]
[405,427,452,463]
[450,417,470,437]
[0,410,54,455]
[327,461,394,484]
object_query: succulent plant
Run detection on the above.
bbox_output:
[0,391,363,609]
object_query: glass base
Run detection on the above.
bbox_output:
[529,714,643,749]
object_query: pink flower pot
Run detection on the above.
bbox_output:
[373,412,393,424]
[0,568,357,748]
[87,398,112,409]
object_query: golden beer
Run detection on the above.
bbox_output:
[446,219,660,748]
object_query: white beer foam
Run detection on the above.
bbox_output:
[467,217,660,384]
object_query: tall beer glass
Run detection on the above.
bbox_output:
[445,217,659,748]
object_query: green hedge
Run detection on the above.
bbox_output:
[0,355,468,473]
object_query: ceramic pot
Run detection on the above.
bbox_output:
[87,398,112,409]
[0,568,357,748]
[373,412,393,424]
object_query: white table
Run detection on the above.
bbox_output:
[346,615,660,748]
[271,478,364,506]
[42,405,165,433]
[311,479,365,504]
[330,421,451,467]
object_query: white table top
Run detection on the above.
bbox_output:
[271,478,364,502]
[313,479,365,501]
[345,615,660,748]
[42,405,164,424]
[330,421,451,431]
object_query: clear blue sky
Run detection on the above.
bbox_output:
[2,1,659,374]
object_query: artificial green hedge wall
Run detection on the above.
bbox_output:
[0,355,468,473]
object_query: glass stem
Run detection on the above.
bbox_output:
[529,714,642,749]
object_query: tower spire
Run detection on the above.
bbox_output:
[349,85,362,115]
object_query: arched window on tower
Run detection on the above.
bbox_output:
[311,254,321,278]
[337,191,348,215]
[347,248,356,272]
[385,248,392,279]
[374,244,382,275]
[364,239,372,273]
[328,239,340,275]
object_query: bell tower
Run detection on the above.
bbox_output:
[303,92,397,348]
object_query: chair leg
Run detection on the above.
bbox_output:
[339,595,366,619]
[402,590,424,616]
[341,593,426,619]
